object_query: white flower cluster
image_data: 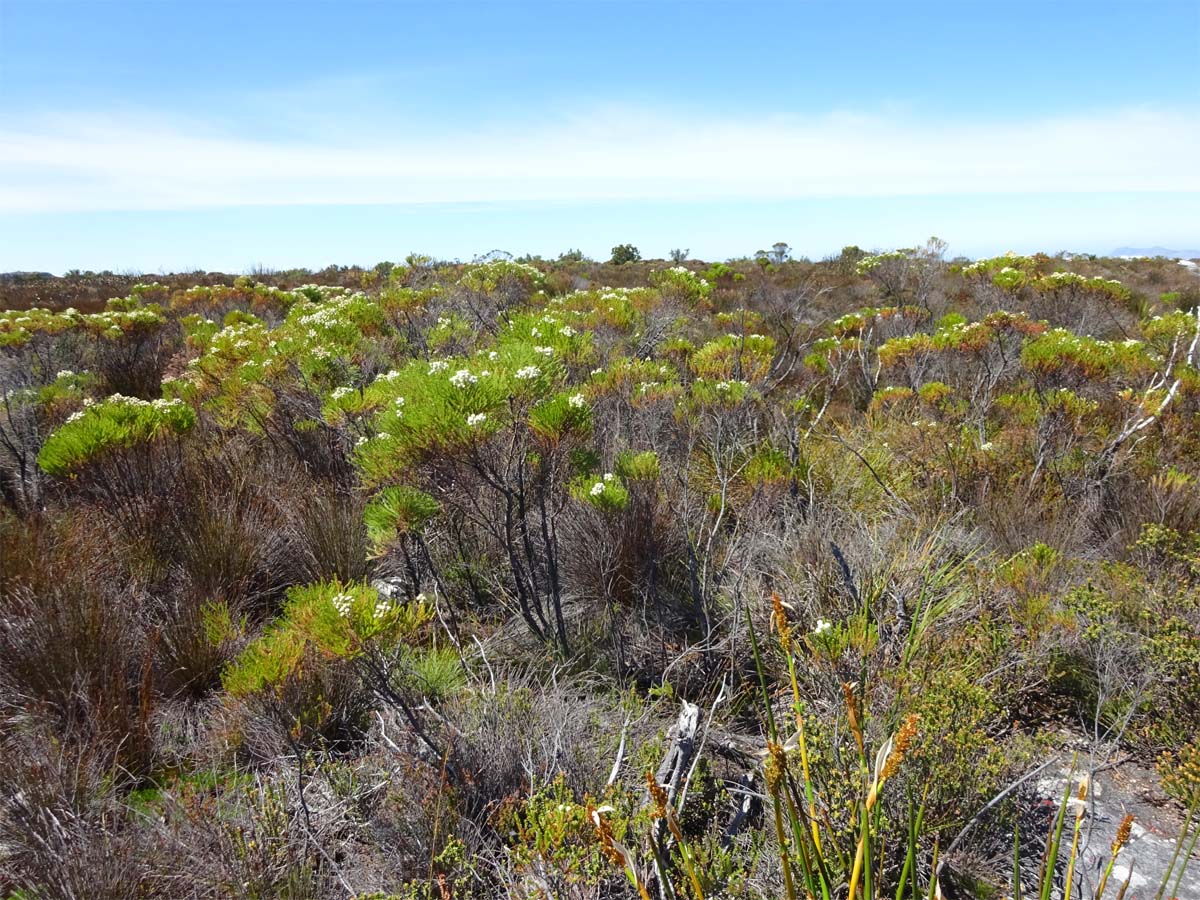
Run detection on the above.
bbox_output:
[449,369,478,388]
[812,619,833,636]
[1040,328,1144,356]
[56,370,75,379]
[211,320,267,355]
[291,284,352,300]
[90,308,164,328]
[515,365,541,380]
[103,394,186,412]
[467,412,487,427]
[293,291,365,334]
[458,259,544,289]
[296,302,350,331]
[1048,272,1125,292]
[833,312,869,331]
[428,360,450,374]
[66,410,85,424]
[658,265,710,289]
[332,590,394,621]
[568,393,586,408]
[559,325,577,337]
[960,256,1023,277]
[331,386,353,401]
[534,346,554,356]
[1046,271,1086,284]
[856,250,907,274]
[376,370,402,383]
[589,472,615,497]
[331,593,355,617]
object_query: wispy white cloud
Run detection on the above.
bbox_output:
[1,106,1197,213]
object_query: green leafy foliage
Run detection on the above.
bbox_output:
[609,243,641,265]
[223,580,430,697]
[37,394,194,476]
[362,485,440,555]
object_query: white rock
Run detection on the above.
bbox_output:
[371,578,403,599]
[1107,865,1148,889]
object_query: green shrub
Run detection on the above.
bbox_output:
[37,395,194,478]
[609,244,641,265]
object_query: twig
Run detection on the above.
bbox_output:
[374,710,403,754]
[678,677,727,815]
[473,635,497,694]
[607,717,630,788]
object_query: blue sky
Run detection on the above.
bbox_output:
[1,0,1198,273]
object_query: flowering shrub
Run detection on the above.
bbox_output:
[573,471,629,511]
[457,258,545,295]
[528,391,593,444]
[684,377,754,408]
[690,333,775,382]
[0,302,168,349]
[223,579,430,698]
[170,279,299,317]
[1035,270,1132,302]
[37,394,194,477]
[352,343,568,484]
[855,249,907,275]
[649,265,712,304]
[1020,328,1156,382]
[959,253,1041,281]
[0,306,82,348]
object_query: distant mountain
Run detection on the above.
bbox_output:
[1111,246,1200,259]
[0,271,55,282]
